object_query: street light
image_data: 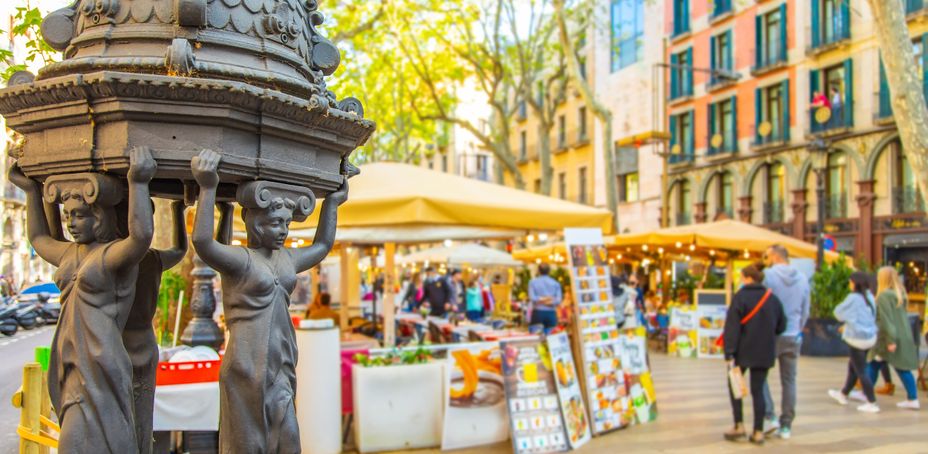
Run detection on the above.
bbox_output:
[809,137,830,269]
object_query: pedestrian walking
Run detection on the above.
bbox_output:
[465,278,484,321]
[867,267,920,410]
[761,244,810,438]
[419,267,452,317]
[828,272,880,413]
[528,264,563,334]
[723,264,787,445]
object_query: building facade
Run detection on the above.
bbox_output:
[663,0,928,297]
[503,0,666,234]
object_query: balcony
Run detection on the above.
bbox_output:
[707,132,737,156]
[675,211,692,226]
[907,0,927,16]
[710,0,733,23]
[763,200,785,224]
[715,208,733,220]
[751,47,788,76]
[874,90,894,124]
[807,20,851,56]
[752,123,790,149]
[893,186,926,214]
[825,192,848,219]
[669,151,694,165]
[808,102,853,136]
[669,79,694,102]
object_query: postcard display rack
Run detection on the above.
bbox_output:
[563,229,630,434]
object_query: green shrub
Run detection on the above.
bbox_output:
[811,254,853,320]
[155,270,187,346]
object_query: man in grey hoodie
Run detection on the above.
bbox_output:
[761,244,810,439]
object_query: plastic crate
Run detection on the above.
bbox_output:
[156,359,222,386]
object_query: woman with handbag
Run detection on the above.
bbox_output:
[866,267,920,410]
[829,271,880,413]
[723,264,787,445]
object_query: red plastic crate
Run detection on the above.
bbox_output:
[156,359,222,386]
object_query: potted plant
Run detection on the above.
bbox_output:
[801,255,852,357]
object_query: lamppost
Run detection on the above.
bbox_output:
[809,137,830,269]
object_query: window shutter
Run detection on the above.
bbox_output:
[731,96,738,151]
[710,35,717,73]
[779,3,788,62]
[843,58,853,127]
[670,114,678,161]
[754,14,762,68]
[810,68,820,102]
[840,0,851,39]
[670,53,679,99]
[709,102,717,152]
[879,55,891,117]
[754,87,762,143]
[686,48,694,95]
[726,30,733,70]
[811,0,820,49]
[781,79,791,141]
[684,0,690,32]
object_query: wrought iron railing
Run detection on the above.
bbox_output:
[826,192,848,219]
[675,211,692,226]
[893,186,926,214]
[764,200,785,224]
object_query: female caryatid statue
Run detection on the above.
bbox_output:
[190,149,347,453]
[7,147,157,453]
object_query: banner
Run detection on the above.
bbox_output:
[546,333,591,449]
[617,331,658,425]
[667,306,698,358]
[500,338,569,453]
[564,228,629,434]
[441,343,509,450]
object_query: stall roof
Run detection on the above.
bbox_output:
[401,243,521,268]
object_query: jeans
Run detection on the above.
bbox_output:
[874,361,893,384]
[530,310,558,334]
[868,360,918,400]
[762,335,801,428]
[465,310,484,322]
[842,347,876,403]
[730,367,769,433]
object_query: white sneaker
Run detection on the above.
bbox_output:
[857,402,880,413]
[777,427,792,440]
[763,417,780,434]
[896,400,920,410]
[828,389,848,405]
[848,390,867,402]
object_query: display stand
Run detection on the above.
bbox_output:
[695,290,728,359]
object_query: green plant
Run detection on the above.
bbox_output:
[811,254,853,320]
[549,266,571,290]
[155,270,187,346]
[353,346,432,367]
[2,6,59,82]
[514,267,532,301]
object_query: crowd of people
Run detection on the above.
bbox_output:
[721,244,922,445]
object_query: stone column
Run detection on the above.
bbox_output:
[791,188,809,242]
[180,255,225,350]
[855,180,876,265]
[694,202,708,224]
[738,196,753,223]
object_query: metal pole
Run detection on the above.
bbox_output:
[815,167,826,269]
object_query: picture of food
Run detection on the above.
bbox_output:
[595,267,607,276]
[579,280,590,290]
[555,359,575,387]
[565,397,587,443]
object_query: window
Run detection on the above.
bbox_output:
[558,114,567,148]
[676,180,691,225]
[673,0,690,36]
[578,167,588,204]
[811,0,850,49]
[908,0,927,14]
[578,107,588,140]
[754,5,787,70]
[891,141,925,213]
[476,155,488,181]
[710,30,733,87]
[669,110,694,163]
[517,100,527,120]
[519,131,527,160]
[670,48,693,100]
[826,152,848,218]
[442,155,448,172]
[810,59,853,133]
[534,178,542,194]
[765,162,785,223]
[708,97,737,154]
[718,172,733,218]
[610,0,644,72]
[712,0,732,17]
[754,80,790,145]
[558,172,567,200]
[619,172,639,202]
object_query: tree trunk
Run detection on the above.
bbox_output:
[867,0,928,202]
[536,119,554,194]
[552,0,619,232]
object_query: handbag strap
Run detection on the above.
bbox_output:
[740,289,772,325]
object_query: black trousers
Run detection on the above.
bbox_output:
[841,346,876,403]
[728,367,768,433]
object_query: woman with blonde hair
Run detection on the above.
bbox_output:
[866,267,920,410]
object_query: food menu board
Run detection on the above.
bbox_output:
[696,305,727,359]
[617,332,658,425]
[501,338,569,454]
[546,333,591,449]
[441,343,510,450]
[667,306,698,358]
[563,228,630,435]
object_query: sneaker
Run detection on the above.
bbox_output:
[857,402,880,413]
[896,400,920,410]
[776,427,792,440]
[763,417,780,434]
[828,389,848,405]
[848,390,867,402]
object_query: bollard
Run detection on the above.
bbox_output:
[18,363,41,454]
[34,347,51,454]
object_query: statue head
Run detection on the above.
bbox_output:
[237,181,315,251]
[44,173,124,244]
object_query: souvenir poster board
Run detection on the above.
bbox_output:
[617,330,658,425]
[500,338,569,453]
[441,343,510,450]
[667,306,698,358]
[546,333,591,449]
[695,290,728,359]
[563,228,630,435]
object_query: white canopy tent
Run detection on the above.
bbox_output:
[400,243,521,268]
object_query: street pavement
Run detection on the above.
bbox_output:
[416,353,927,454]
[0,325,54,454]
